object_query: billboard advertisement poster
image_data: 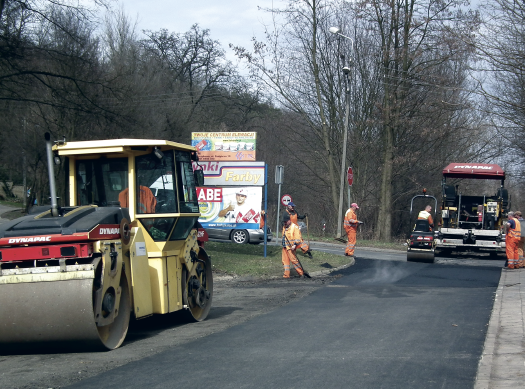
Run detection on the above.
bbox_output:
[192,161,265,186]
[197,186,262,229]
[192,132,257,161]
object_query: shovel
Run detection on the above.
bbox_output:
[305,215,314,259]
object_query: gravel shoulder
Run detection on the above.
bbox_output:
[0,271,347,389]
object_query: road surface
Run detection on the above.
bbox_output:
[67,253,500,388]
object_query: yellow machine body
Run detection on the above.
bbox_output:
[0,139,212,351]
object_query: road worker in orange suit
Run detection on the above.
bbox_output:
[344,202,362,256]
[286,202,306,227]
[259,210,266,230]
[418,205,434,231]
[119,186,157,214]
[516,211,525,268]
[505,211,521,269]
[281,213,310,278]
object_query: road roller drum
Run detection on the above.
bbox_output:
[407,249,435,263]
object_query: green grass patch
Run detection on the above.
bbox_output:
[308,235,405,251]
[206,241,352,278]
[0,200,23,208]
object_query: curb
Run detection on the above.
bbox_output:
[474,268,525,388]
[474,270,502,389]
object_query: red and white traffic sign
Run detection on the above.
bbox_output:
[281,194,292,206]
[347,167,353,187]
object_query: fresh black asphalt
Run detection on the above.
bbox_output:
[67,255,500,388]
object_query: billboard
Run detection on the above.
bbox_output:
[192,161,265,186]
[197,186,262,229]
[192,132,256,161]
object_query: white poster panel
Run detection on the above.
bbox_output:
[192,132,256,161]
[197,187,262,229]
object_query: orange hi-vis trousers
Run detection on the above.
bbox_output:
[506,237,520,268]
[282,248,304,278]
[345,229,356,256]
[518,238,525,268]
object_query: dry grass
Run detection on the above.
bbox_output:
[205,241,352,278]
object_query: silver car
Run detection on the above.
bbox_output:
[206,227,273,244]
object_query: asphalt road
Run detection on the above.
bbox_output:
[0,204,17,224]
[65,252,500,389]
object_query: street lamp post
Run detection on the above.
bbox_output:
[330,27,354,239]
[336,67,351,238]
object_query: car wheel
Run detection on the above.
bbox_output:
[231,229,249,244]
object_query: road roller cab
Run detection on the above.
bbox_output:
[0,136,212,351]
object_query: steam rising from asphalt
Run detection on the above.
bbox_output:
[358,261,411,284]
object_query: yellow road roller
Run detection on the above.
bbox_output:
[0,134,212,351]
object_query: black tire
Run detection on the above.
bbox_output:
[181,250,213,322]
[231,229,249,244]
[437,248,453,257]
[489,251,506,260]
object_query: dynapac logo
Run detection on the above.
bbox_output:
[100,228,119,234]
[454,165,493,170]
[8,236,52,243]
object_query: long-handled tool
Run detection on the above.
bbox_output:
[284,234,312,278]
[305,215,313,258]
[306,215,310,246]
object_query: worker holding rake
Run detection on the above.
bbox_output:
[281,213,311,278]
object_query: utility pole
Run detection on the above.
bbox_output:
[275,165,284,239]
[329,27,355,239]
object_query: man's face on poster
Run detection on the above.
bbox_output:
[236,193,247,205]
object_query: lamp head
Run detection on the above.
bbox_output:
[154,147,164,159]
[329,27,340,34]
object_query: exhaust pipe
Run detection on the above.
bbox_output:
[44,132,59,217]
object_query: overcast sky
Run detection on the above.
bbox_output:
[120,0,272,63]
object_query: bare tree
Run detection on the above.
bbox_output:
[476,0,525,163]
[351,0,480,240]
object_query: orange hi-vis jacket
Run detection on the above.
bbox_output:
[508,217,522,240]
[118,186,157,214]
[286,209,302,226]
[344,209,358,232]
[282,223,309,252]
